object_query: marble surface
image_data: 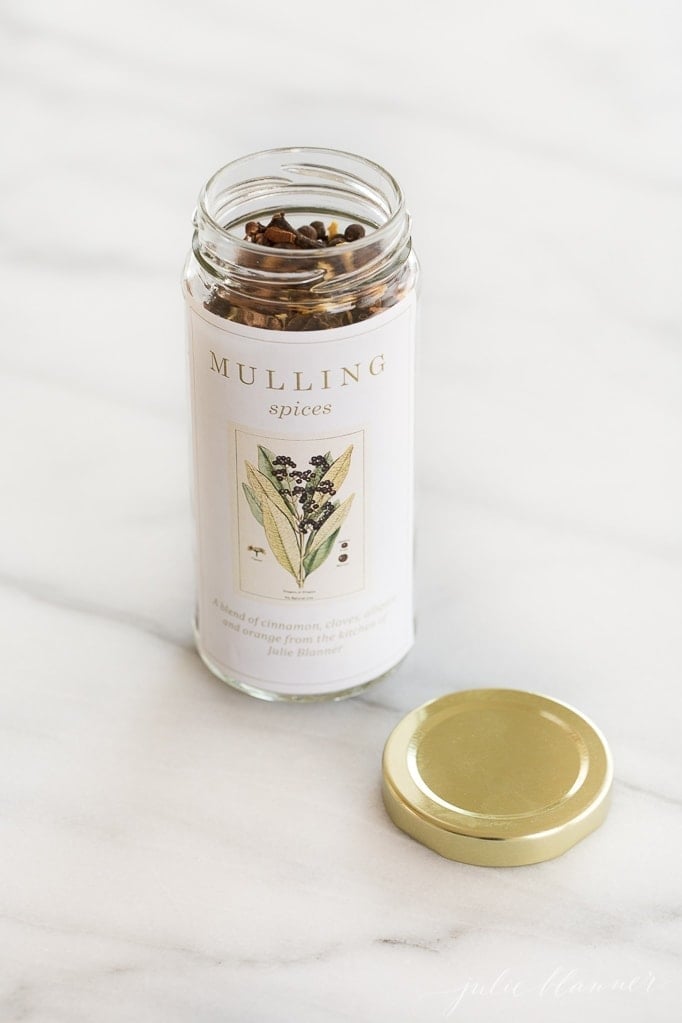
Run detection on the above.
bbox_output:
[2,1,681,1019]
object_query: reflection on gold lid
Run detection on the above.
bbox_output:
[382,688,612,867]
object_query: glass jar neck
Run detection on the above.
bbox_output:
[191,147,412,306]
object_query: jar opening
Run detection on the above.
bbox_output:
[198,146,405,256]
[188,147,416,331]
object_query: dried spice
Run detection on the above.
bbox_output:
[204,210,407,331]
[244,212,367,251]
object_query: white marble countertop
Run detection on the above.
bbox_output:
[2,2,681,1020]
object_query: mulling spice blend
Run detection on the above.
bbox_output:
[205,210,409,331]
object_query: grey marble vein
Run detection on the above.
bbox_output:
[0,571,191,648]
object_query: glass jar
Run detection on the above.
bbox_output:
[183,147,418,701]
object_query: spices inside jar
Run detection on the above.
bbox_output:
[203,207,411,331]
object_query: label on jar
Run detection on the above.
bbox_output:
[186,293,416,695]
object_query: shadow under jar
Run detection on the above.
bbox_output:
[183,147,418,701]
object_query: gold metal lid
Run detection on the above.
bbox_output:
[382,688,612,867]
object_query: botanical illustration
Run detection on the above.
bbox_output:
[242,445,354,588]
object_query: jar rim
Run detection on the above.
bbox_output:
[197,146,407,261]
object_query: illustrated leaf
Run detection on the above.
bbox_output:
[319,445,353,494]
[257,445,297,515]
[257,445,280,486]
[303,511,327,555]
[242,482,263,526]
[303,528,340,577]
[245,462,297,526]
[307,494,354,557]
[261,495,300,582]
[305,498,338,534]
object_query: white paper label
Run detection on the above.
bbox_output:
[186,294,415,695]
